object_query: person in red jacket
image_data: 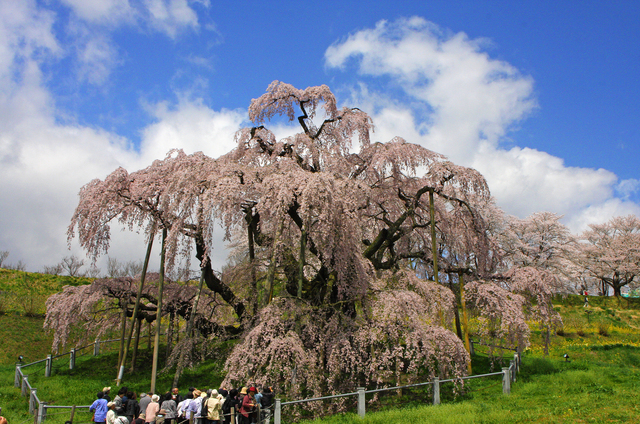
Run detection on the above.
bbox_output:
[238,387,256,424]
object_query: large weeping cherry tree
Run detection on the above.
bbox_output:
[56,81,554,411]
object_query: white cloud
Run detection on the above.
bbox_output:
[143,0,200,38]
[471,145,617,218]
[138,98,244,165]
[74,30,122,85]
[60,0,136,25]
[326,17,536,162]
[0,1,237,273]
[58,0,206,87]
[616,178,640,200]
[0,0,60,77]
[61,0,202,37]
[565,199,640,234]
[325,17,639,231]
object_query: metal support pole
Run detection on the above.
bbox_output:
[433,377,440,405]
[357,387,366,418]
[45,354,52,377]
[94,339,100,356]
[502,367,511,394]
[70,405,77,424]
[274,400,281,424]
[70,348,76,370]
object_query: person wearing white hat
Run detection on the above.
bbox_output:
[144,395,160,424]
[204,389,222,424]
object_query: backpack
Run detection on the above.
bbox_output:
[221,396,232,414]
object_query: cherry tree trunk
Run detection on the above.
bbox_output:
[429,189,445,327]
[266,218,285,305]
[459,272,472,375]
[172,268,206,388]
[298,228,306,298]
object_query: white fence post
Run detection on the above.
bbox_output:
[274,399,281,424]
[433,377,440,405]
[15,365,21,388]
[29,389,37,414]
[70,348,76,370]
[94,339,100,356]
[502,367,511,394]
[37,402,46,424]
[357,387,366,418]
[22,376,29,396]
[45,355,52,377]
[514,353,520,373]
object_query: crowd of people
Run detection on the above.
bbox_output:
[90,385,274,424]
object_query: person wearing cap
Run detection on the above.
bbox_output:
[204,389,222,424]
[238,387,256,424]
[144,395,160,424]
[106,402,117,424]
[90,392,109,424]
[185,390,202,424]
[194,391,208,424]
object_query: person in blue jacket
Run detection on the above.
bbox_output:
[90,392,109,424]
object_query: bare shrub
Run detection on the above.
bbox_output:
[0,251,8,268]
[60,255,85,277]
[6,260,26,271]
[597,321,610,336]
[43,264,63,275]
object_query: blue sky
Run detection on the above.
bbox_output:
[1,0,639,273]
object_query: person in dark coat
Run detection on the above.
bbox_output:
[124,391,140,424]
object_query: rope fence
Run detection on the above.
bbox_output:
[13,334,168,424]
[14,336,522,424]
[273,355,520,424]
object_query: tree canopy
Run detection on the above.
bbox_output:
[57,81,567,403]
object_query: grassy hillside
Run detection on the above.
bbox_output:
[0,268,92,316]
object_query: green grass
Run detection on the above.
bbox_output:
[2,284,640,424]
[0,268,91,316]
[0,315,53,364]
